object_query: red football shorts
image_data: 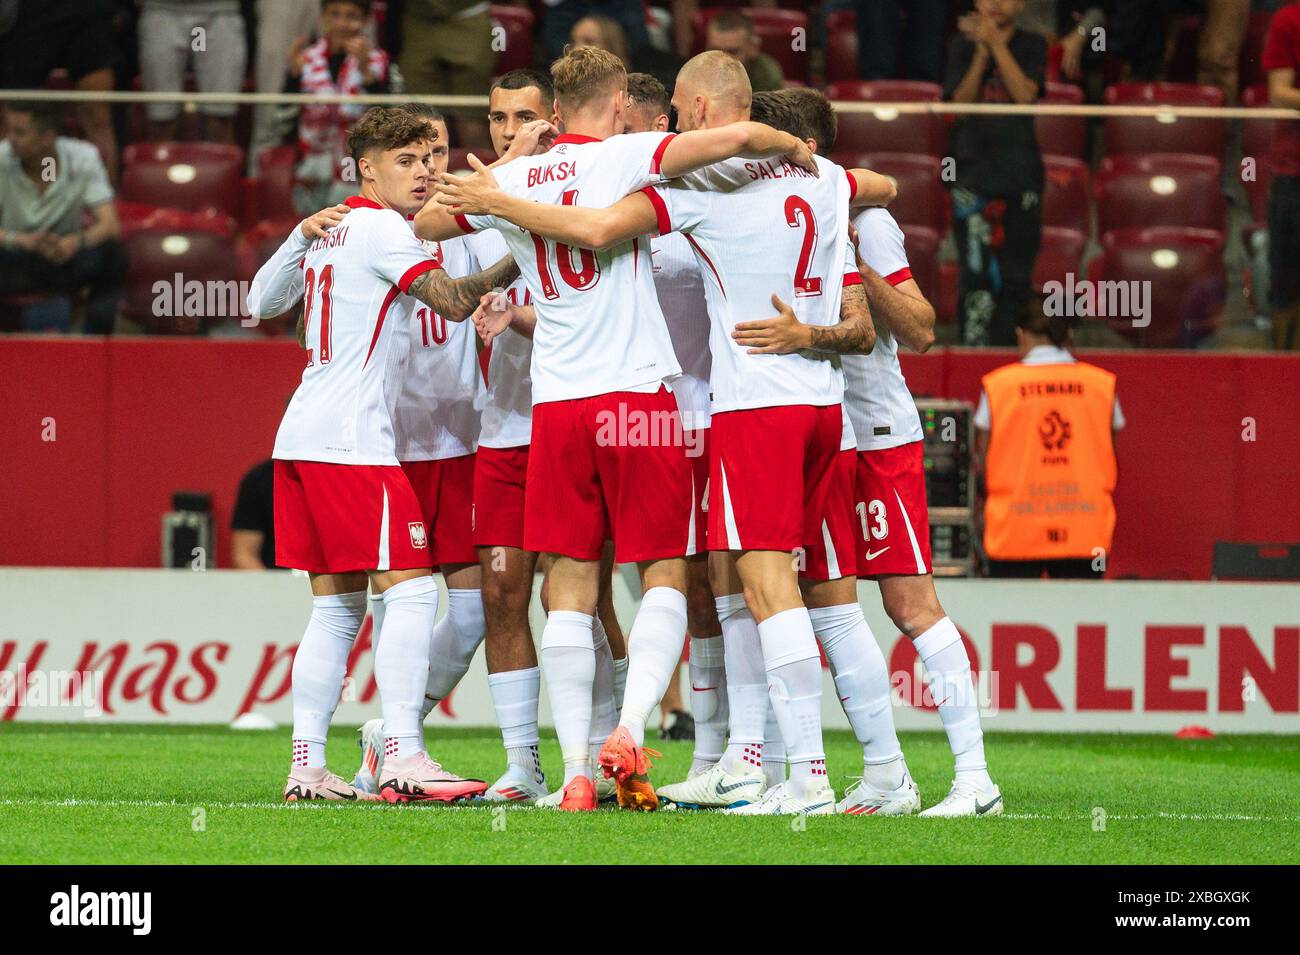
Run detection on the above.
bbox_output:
[401,454,477,569]
[472,444,530,550]
[854,439,933,577]
[525,386,694,563]
[686,427,710,558]
[708,403,857,581]
[273,459,430,574]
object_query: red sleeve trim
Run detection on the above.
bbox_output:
[846,169,858,197]
[843,271,863,288]
[883,266,912,286]
[649,133,677,176]
[640,186,672,236]
[398,259,441,294]
[453,213,476,234]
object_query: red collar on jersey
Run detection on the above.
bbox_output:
[344,195,384,210]
[552,133,603,146]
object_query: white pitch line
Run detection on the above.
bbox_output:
[0,799,1297,822]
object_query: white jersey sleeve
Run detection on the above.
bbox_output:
[366,210,444,292]
[854,207,911,282]
[247,227,310,319]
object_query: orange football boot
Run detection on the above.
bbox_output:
[558,774,598,811]
[597,725,661,812]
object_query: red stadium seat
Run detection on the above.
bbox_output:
[936,261,958,325]
[1036,82,1087,161]
[1032,226,1087,293]
[899,225,940,306]
[825,10,859,83]
[115,201,237,240]
[491,5,534,76]
[857,152,948,236]
[828,81,945,156]
[1094,226,1226,347]
[1095,154,1226,240]
[122,228,241,333]
[253,145,300,223]
[1102,82,1227,159]
[1041,155,1091,235]
[121,142,245,217]
[693,8,810,83]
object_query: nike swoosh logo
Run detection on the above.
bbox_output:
[975,795,1002,815]
[328,789,358,800]
[865,547,891,561]
[716,778,757,794]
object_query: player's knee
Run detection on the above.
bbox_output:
[885,586,943,636]
[687,588,721,636]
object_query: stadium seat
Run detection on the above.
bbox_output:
[1041,155,1091,235]
[447,147,499,175]
[693,8,810,82]
[253,145,301,224]
[855,152,948,235]
[899,225,940,305]
[1095,154,1226,240]
[828,81,946,156]
[1240,83,1276,225]
[825,10,858,83]
[1102,82,1227,159]
[491,5,534,75]
[121,142,245,218]
[1094,226,1226,347]
[122,228,241,334]
[1036,82,1087,161]
[115,201,238,240]
[1031,226,1087,293]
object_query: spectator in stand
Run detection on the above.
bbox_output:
[847,0,950,83]
[0,102,125,335]
[570,13,632,67]
[0,0,121,182]
[138,0,247,144]
[1263,0,1300,349]
[1054,2,1107,82]
[389,0,491,147]
[231,458,279,569]
[669,1,776,60]
[540,0,650,61]
[945,0,1046,347]
[286,0,401,215]
[249,0,320,174]
[705,10,784,92]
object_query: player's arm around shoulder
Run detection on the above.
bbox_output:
[847,168,897,207]
[659,122,817,179]
[407,253,520,323]
[731,284,876,356]
[246,208,345,318]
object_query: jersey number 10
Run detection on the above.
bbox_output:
[529,190,602,300]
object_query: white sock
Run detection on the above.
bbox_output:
[716,593,766,776]
[809,603,904,789]
[616,587,688,745]
[540,610,595,785]
[291,590,367,768]
[368,592,386,643]
[612,655,628,711]
[914,617,992,788]
[421,588,486,727]
[758,607,827,788]
[762,702,786,788]
[488,666,542,781]
[375,576,439,760]
[589,613,618,763]
[688,634,727,773]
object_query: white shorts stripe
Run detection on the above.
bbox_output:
[820,519,841,580]
[720,461,742,551]
[377,486,391,571]
[685,467,698,557]
[894,487,926,574]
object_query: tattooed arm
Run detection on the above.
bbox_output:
[731,283,876,355]
[405,253,520,322]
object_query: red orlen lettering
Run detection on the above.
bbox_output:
[1144,626,1207,711]
[0,640,49,720]
[1218,625,1299,713]
[888,628,981,711]
[69,642,130,715]
[1075,624,1133,710]
[121,641,180,715]
[991,624,1063,710]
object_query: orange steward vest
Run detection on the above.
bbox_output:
[982,359,1117,560]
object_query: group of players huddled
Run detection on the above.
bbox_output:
[249,45,1003,817]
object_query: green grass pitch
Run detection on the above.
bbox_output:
[1,725,1297,865]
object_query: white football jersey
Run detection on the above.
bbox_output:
[652,155,859,414]
[651,231,711,431]
[465,227,535,449]
[457,132,681,405]
[263,197,441,465]
[392,235,485,461]
[843,208,925,452]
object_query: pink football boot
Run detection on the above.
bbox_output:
[284,765,382,802]
[378,752,489,804]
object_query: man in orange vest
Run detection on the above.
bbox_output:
[974,297,1123,578]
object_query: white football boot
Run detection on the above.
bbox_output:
[482,763,549,802]
[351,718,385,795]
[594,774,617,803]
[657,761,765,809]
[919,779,1004,818]
[722,779,835,816]
[837,770,922,816]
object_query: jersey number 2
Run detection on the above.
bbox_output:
[785,196,822,298]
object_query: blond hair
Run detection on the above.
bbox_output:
[677,50,752,114]
[551,45,628,114]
